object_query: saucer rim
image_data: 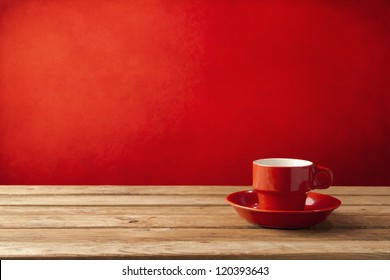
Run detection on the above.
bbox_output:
[226,190,341,214]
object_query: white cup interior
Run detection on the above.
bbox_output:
[253,158,312,167]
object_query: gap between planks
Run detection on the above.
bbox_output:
[0,186,389,196]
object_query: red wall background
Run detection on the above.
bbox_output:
[0,0,389,185]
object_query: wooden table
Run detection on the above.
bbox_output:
[0,186,389,259]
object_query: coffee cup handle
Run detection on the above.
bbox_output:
[313,166,334,189]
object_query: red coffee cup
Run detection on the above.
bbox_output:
[253,158,333,210]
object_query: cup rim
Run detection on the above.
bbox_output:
[253,158,313,167]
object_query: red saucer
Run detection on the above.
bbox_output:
[226,190,341,229]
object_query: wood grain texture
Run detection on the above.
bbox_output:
[0,186,389,259]
[0,194,388,206]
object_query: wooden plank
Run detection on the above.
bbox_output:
[1,241,387,259]
[0,204,388,229]
[0,205,230,215]
[0,186,389,195]
[336,195,390,205]
[318,187,390,196]
[0,194,388,206]
[0,228,389,259]
[1,241,388,259]
[3,228,390,242]
[0,194,225,206]
[0,186,244,195]
[0,205,389,216]
[0,213,388,229]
